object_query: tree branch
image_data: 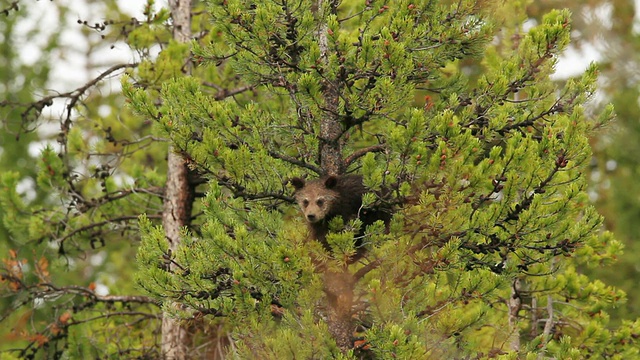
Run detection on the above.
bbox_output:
[267,150,321,174]
[202,83,255,101]
[0,1,18,16]
[537,295,555,359]
[344,144,386,168]
[508,278,522,352]
[353,258,382,282]
[56,214,162,245]
[0,63,138,138]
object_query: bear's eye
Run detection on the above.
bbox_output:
[316,199,324,207]
[302,199,309,208]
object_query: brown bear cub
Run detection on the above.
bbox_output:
[290,175,389,257]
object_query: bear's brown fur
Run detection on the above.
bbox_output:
[291,175,391,349]
[290,175,390,254]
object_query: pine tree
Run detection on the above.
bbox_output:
[129,0,639,358]
[2,0,639,358]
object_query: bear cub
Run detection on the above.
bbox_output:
[290,175,389,256]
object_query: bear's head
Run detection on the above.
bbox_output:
[290,176,340,224]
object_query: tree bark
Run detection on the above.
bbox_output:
[315,0,343,176]
[324,271,356,351]
[537,295,554,359]
[161,153,193,360]
[508,278,522,352]
[314,0,354,352]
[162,1,193,359]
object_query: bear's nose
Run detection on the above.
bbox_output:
[306,214,317,222]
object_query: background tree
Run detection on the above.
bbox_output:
[0,1,168,358]
[1,0,253,358]
[528,0,640,323]
[0,0,59,251]
[0,1,72,355]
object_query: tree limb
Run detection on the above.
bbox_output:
[344,144,386,168]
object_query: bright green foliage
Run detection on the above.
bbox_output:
[0,1,171,358]
[2,0,639,358]
[130,0,639,358]
[0,2,61,356]
[0,2,57,245]
[526,0,640,325]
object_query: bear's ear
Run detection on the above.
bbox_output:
[324,175,338,189]
[290,177,305,190]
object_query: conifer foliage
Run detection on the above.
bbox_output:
[2,0,640,358]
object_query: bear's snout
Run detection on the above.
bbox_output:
[306,213,318,222]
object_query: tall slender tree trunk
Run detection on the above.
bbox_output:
[315,0,343,176]
[162,1,193,359]
[314,0,355,352]
[161,154,193,360]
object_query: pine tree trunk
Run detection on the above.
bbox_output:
[316,0,343,176]
[324,271,356,351]
[162,1,193,359]
[314,0,354,352]
[161,151,193,360]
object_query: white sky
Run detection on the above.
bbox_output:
[16,1,161,86]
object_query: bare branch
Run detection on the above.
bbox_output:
[56,214,162,245]
[344,144,386,168]
[69,311,161,326]
[267,150,321,174]
[537,295,555,359]
[40,283,160,306]
[508,278,522,351]
[353,258,382,281]
[0,63,139,138]
[52,64,137,125]
[0,1,18,16]
[202,82,255,100]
